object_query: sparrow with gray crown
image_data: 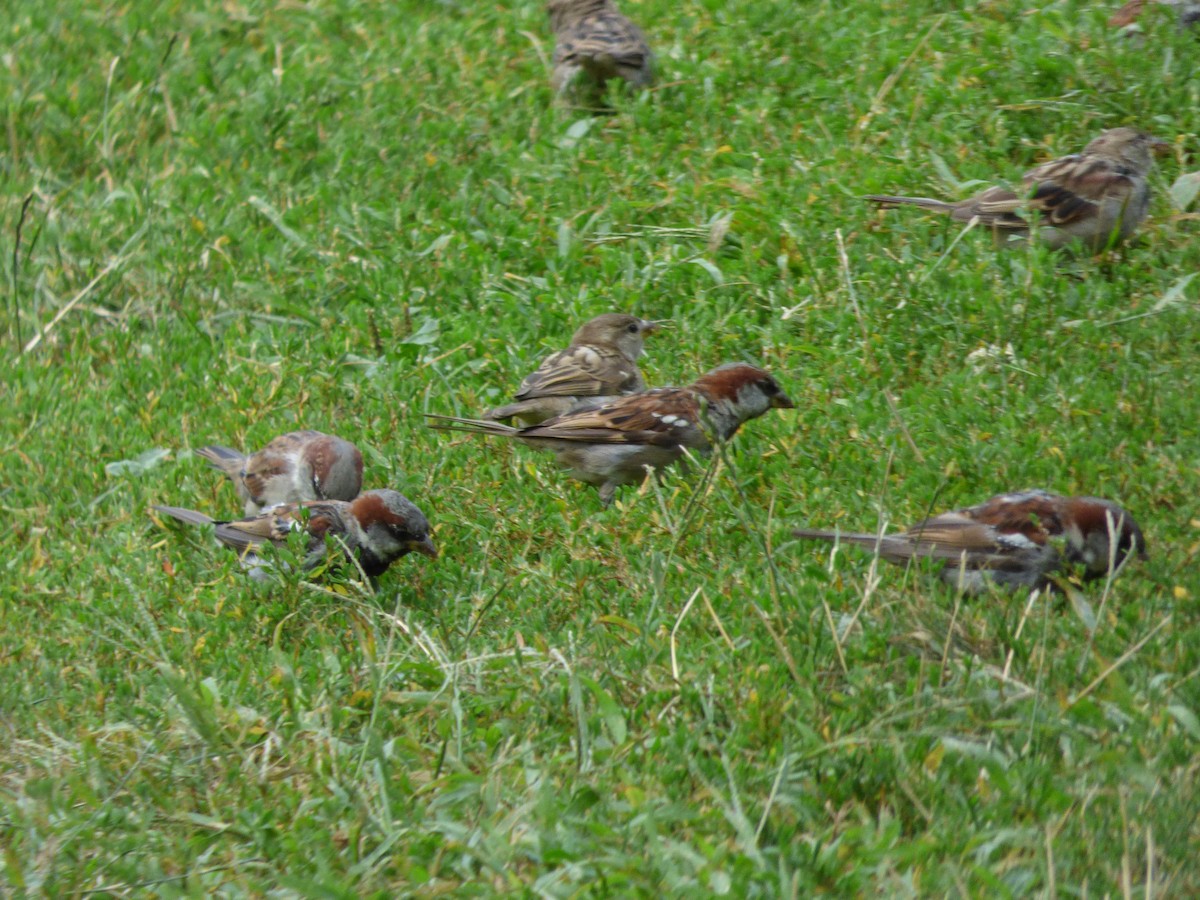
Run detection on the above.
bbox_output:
[153,489,436,581]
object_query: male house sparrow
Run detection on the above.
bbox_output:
[547,0,654,96]
[430,362,794,506]
[485,314,664,425]
[195,430,363,515]
[792,490,1147,593]
[153,489,437,580]
[865,128,1170,251]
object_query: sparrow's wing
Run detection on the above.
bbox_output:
[956,186,1030,231]
[239,450,294,507]
[957,492,1066,543]
[516,344,641,399]
[519,389,704,447]
[1019,154,1133,228]
[557,14,652,77]
[1109,0,1147,26]
[213,510,296,552]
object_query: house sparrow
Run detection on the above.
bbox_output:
[547,0,654,96]
[485,314,665,425]
[865,128,1171,251]
[792,490,1147,593]
[195,430,364,516]
[430,362,794,506]
[153,489,436,580]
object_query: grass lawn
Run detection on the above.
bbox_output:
[3,0,1199,894]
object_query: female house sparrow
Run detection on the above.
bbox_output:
[195,430,364,515]
[430,363,794,506]
[153,489,437,580]
[792,490,1147,593]
[866,128,1170,251]
[547,0,654,96]
[485,314,665,425]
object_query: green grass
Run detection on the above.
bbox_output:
[3,0,1199,894]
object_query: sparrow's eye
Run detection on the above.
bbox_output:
[627,323,640,333]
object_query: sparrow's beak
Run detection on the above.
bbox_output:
[642,319,671,334]
[410,536,439,559]
[1150,137,1172,157]
[771,391,796,410]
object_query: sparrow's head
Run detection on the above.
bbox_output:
[691,363,794,438]
[350,489,437,575]
[1062,496,1147,580]
[572,313,666,361]
[1086,128,1171,173]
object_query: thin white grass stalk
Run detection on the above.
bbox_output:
[711,440,804,686]
[1021,588,1053,756]
[1002,588,1041,681]
[670,587,703,682]
[101,56,120,166]
[1045,825,1057,899]
[893,766,933,823]
[553,646,590,774]
[1077,508,1138,674]
[701,591,736,651]
[818,569,850,675]
[978,665,1035,702]
[1145,825,1155,900]
[882,390,926,463]
[918,216,980,285]
[1121,789,1133,900]
[519,30,550,73]
[853,14,946,139]
[718,744,762,860]
[938,583,965,688]
[754,753,790,843]
[23,233,143,353]
[352,589,414,781]
[642,461,677,535]
[835,229,871,360]
[1069,616,1172,707]
[80,859,270,896]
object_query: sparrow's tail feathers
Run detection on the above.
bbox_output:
[425,414,519,438]
[152,505,217,526]
[793,527,1015,568]
[864,195,956,214]
[195,446,245,475]
[792,528,896,549]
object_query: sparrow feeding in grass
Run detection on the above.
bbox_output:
[792,490,1147,593]
[195,430,364,516]
[865,128,1170,251]
[430,362,794,506]
[485,314,665,425]
[153,489,436,581]
[547,0,654,96]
